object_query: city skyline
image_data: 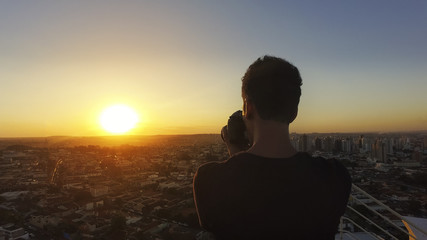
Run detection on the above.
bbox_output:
[1,1,426,137]
[0,133,425,239]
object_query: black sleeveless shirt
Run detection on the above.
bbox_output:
[193,152,351,240]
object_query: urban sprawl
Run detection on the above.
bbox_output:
[0,133,426,239]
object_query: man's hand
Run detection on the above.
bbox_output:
[221,126,245,156]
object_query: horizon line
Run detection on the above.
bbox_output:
[1,129,427,139]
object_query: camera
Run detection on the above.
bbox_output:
[221,110,251,150]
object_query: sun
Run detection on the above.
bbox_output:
[100,104,139,134]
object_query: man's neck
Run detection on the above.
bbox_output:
[247,120,297,158]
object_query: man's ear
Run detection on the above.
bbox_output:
[243,99,254,119]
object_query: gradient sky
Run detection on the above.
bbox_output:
[1,1,426,137]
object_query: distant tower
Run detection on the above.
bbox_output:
[372,139,388,162]
[364,137,372,152]
[342,138,352,153]
[290,135,299,151]
[387,138,395,154]
[299,134,308,152]
[324,137,334,153]
[314,137,322,151]
[358,135,364,150]
[334,139,343,153]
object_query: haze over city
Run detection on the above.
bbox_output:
[1,1,426,137]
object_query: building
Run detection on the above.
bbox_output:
[314,137,322,151]
[29,215,60,229]
[90,185,109,197]
[0,224,29,240]
[372,139,388,162]
[299,134,309,152]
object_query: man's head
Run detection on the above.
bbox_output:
[241,55,302,124]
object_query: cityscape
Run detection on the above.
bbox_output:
[1,1,426,239]
[0,132,426,239]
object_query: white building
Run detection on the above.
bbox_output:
[90,185,108,197]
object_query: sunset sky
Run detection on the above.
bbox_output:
[1,1,426,137]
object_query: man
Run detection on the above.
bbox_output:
[193,56,351,239]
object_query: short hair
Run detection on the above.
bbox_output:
[241,55,302,123]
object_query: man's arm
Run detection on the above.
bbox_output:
[193,163,215,231]
[221,126,246,156]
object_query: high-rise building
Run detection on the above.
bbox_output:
[372,139,388,162]
[334,139,343,152]
[314,137,322,151]
[342,138,353,153]
[290,135,299,151]
[358,135,364,150]
[386,138,395,154]
[299,134,309,152]
[324,136,334,152]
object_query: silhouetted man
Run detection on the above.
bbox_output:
[193,56,351,239]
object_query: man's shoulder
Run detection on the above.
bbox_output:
[300,153,348,171]
[196,152,249,170]
[194,161,218,181]
[315,155,351,175]
[307,154,352,188]
[195,152,351,184]
[285,152,352,188]
[194,153,250,182]
[194,159,228,181]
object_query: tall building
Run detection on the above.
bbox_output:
[299,134,308,152]
[358,135,364,151]
[342,138,353,153]
[361,137,372,152]
[324,136,334,152]
[386,138,395,154]
[290,135,299,151]
[372,139,388,162]
[314,137,322,151]
[334,139,343,152]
